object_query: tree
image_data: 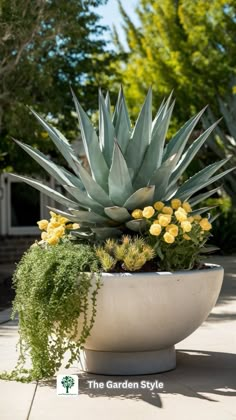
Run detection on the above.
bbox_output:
[117,0,236,127]
[0,0,115,173]
[61,376,75,394]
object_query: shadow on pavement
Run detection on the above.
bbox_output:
[38,349,236,408]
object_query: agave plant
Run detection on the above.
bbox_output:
[12,87,234,239]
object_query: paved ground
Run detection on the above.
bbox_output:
[0,256,235,420]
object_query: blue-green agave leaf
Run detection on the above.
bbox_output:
[125,88,152,173]
[10,174,78,208]
[51,207,109,224]
[108,142,134,206]
[73,161,114,208]
[92,227,123,240]
[30,109,81,177]
[124,186,155,210]
[104,207,131,223]
[59,168,84,190]
[71,90,109,192]
[190,206,217,216]
[112,85,131,130]
[151,92,173,136]
[200,245,220,253]
[189,186,221,206]
[63,185,105,214]
[176,157,231,196]
[169,120,220,186]
[114,98,131,154]
[209,213,220,223]
[125,219,147,233]
[134,101,175,189]
[177,166,235,201]
[99,89,115,167]
[105,91,111,114]
[47,207,82,222]
[163,106,208,164]
[149,154,178,201]
[13,139,84,191]
[69,210,109,224]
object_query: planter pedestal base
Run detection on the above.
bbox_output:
[80,346,176,375]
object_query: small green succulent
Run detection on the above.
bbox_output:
[12,87,234,239]
[96,236,155,272]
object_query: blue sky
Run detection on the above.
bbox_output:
[97,0,139,48]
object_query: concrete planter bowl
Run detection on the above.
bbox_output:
[79,263,224,375]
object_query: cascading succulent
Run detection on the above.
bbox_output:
[11,87,234,239]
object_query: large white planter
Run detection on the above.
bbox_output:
[79,263,224,375]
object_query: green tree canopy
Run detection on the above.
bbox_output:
[0,0,115,173]
[117,0,236,126]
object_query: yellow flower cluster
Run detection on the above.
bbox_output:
[131,198,212,245]
[37,212,80,245]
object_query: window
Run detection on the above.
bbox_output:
[0,174,54,235]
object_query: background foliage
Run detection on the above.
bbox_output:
[0,0,117,174]
[117,0,236,126]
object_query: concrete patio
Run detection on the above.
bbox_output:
[0,256,235,420]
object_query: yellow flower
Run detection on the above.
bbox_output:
[193,214,202,221]
[187,216,194,223]
[58,216,69,225]
[54,225,65,238]
[166,224,179,237]
[72,223,80,230]
[46,235,59,245]
[183,234,191,240]
[158,214,172,226]
[181,221,192,233]
[66,224,73,229]
[175,209,187,222]
[41,231,48,241]
[182,202,192,213]
[199,218,212,231]
[171,198,182,209]
[132,209,143,219]
[162,206,173,215]
[178,206,187,213]
[37,219,49,230]
[49,211,57,218]
[149,223,162,236]
[47,221,61,231]
[163,232,175,244]
[143,206,155,218]
[154,201,164,211]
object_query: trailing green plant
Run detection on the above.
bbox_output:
[0,241,101,382]
[96,236,155,272]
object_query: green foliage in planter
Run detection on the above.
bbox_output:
[0,241,101,382]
